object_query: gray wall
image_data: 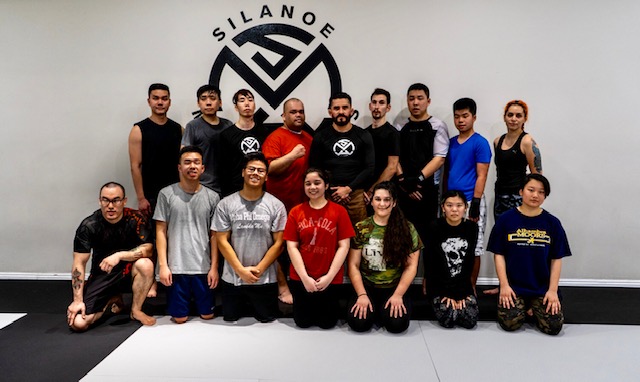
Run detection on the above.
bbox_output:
[1,0,638,285]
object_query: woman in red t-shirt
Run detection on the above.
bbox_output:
[283,168,355,329]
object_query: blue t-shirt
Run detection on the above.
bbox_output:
[447,133,492,201]
[487,208,572,297]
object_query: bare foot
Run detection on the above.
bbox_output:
[278,291,293,305]
[131,310,156,326]
[146,280,158,298]
[526,308,533,317]
[483,287,499,295]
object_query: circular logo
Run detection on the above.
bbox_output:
[240,137,260,154]
[332,139,355,157]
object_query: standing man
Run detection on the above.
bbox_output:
[309,92,375,225]
[262,98,313,212]
[364,88,400,203]
[219,89,270,197]
[67,182,156,332]
[154,146,221,324]
[128,83,183,217]
[446,98,492,291]
[181,84,234,194]
[397,83,450,241]
[262,98,313,304]
[212,152,287,322]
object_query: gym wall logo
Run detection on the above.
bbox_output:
[209,5,343,128]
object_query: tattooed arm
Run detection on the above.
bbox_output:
[67,252,90,325]
[522,135,543,174]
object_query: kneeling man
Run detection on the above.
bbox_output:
[68,182,156,331]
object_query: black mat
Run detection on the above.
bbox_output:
[0,313,141,381]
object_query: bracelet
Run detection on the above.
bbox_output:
[357,293,367,297]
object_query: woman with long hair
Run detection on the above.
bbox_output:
[283,168,355,329]
[347,181,422,333]
[487,174,571,335]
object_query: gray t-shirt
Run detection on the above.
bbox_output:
[211,191,287,285]
[181,116,233,193]
[153,183,220,274]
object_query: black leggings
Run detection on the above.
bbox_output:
[347,286,412,334]
[290,280,340,329]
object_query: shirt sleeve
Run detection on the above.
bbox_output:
[348,131,375,190]
[283,208,300,242]
[336,204,356,240]
[475,135,493,164]
[181,124,194,146]
[272,200,287,232]
[152,189,169,223]
[211,200,231,232]
[432,120,450,157]
[262,132,282,163]
[73,221,92,253]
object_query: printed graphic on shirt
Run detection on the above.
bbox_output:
[441,237,468,277]
[240,136,261,153]
[508,228,551,246]
[363,237,386,271]
[332,138,355,156]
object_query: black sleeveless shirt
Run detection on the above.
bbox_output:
[136,118,182,201]
[494,131,528,194]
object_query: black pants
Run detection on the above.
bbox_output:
[290,280,340,329]
[222,281,278,323]
[347,286,412,334]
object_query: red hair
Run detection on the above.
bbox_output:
[504,100,529,120]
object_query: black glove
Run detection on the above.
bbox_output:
[405,173,426,191]
[469,197,481,220]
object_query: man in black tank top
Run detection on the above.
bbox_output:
[128,83,182,217]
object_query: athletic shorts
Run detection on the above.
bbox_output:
[83,263,132,315]
[167,274,215,318]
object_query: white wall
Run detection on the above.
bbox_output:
[1,0,638,283]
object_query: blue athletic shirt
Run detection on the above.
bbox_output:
[447,132,492,201]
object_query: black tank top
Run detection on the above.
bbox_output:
[494,131,528,194]
[137,118,182,201]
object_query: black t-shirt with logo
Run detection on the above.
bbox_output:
[309,125,374,190]
[219,124,269,196]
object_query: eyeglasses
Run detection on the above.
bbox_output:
[245,166,267,175]
[100,197,124,206]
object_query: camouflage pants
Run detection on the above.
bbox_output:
[494,193,522,221]
[432,296,479,329]
[497,296,564,335]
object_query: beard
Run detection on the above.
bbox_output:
[332,114,351,127]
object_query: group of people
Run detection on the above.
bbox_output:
[66,82,571,336]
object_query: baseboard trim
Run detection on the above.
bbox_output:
[2,273,639,288]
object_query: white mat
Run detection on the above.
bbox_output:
[0,313,26,329]
[83,317,640,382]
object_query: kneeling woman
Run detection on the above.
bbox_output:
[284,168,355,329]
[487,174,571,335]
[347,181,422,333]
[423,190,479,329]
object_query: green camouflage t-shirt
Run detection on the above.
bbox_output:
[352,217,423,288]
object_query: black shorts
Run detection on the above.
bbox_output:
[83,263,132,314]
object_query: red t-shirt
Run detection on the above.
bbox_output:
[263,126,313,211]
[283,201,355,284]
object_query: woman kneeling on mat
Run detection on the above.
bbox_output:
[487,174,572,335]
[423,190,479,329]
[284,168,355,329]
[347,181,422,333]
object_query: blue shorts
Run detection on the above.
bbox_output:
[167,274,215,318]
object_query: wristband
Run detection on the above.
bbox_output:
[357,293,367,297]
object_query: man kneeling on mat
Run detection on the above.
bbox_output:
[67,182,156,331]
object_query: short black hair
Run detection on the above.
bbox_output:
[371,88,391,104]
[233,89,254,104]
[453,98,477,115]
[179,146,204,163]
[99,181,126,198]
[328,92,352,109]
[522,173,551,197]
[242,151,269,172]
[440,190,467,206]
[407,83,430,98]
[197,84,221,99]
[148,83,170,97]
